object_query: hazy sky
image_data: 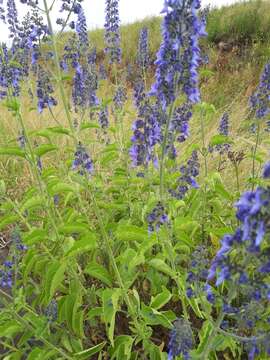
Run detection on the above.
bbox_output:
[0,0,239,41]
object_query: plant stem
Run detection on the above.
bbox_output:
[159,102,176,201]
[86,183,142,336]
[251,122,261,191]
[200,109,208,243]
[42,0,76,142]
[201,311,225,359]
[234,162,240,194]
[200,109,208,177]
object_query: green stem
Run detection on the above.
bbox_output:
[86,183,142,335]
[200,109,208,177]
[200,110,208,243]
[158,100,190,319]
[0,340,19,352]
[159,102,176,201]
[201,311,225,360]
[216,327,265,343]
[42,0,76,142]
[200,287,236,359]
[251,122,261,191]
[234,163,240,194]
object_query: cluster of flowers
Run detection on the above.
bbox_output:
[130,82,162,167]
[137,27,150,71]
[131,0,206,172]
[150,0,207,109]
[0,231,27,289]
[168,318,193,360]
[147,202,169,233]
[205,162,270,359]
[169,151,200,199]
[250,62,270,119]
[209,112,231,154]
[186,245,209,299]
[72,143,94,176]
[104,0,121,64]
[168,163,270,359]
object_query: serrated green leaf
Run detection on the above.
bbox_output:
[110,335,134,360]
[148,259,174,277]
[116,224,147,243]
[23,228,47,245]
[150,287,172,310]
[85,262,113,286]
[44,261,67,304]
[102,289,121,346]
[195,321,213,355]
[20,195,44,212]
[65,233,97,257]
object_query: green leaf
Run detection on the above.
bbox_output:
[49,182,77,196]
[196,102,216,115]
[0,147,25,158]
[58,223,89,235]
[44,261,67,304]
[74,342,106,359]
[148,259,174,277]
[3,98,20,112]
[23,228,47,245]
[0,215,19,231]
[200,68,215,78]
[150,287,172,310]
[110,336,134,360]
[34,144,58,157]
[209,134,233,147]
[116,224,147,243]
[80,123,100,131]
[88,307,103,321]
[27,349,57,360]
[65,233,97,257]
[102,289,122,346]
[0,321,22,337]
[194,321,213,355]
[100,151,119,166]
[47,127,71,136]
[73,310,85,339]
[20,195,44,212]
[141,305,172,328]
[85,262,113,287]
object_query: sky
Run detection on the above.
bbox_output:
[0,0,239,42]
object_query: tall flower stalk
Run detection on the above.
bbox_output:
[250,62,270,190]
[150,0,206,199]
[104,0,121,64]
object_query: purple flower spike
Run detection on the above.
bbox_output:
[104,0,121,64]
[262,161,270,179]
[150,0,206,109]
